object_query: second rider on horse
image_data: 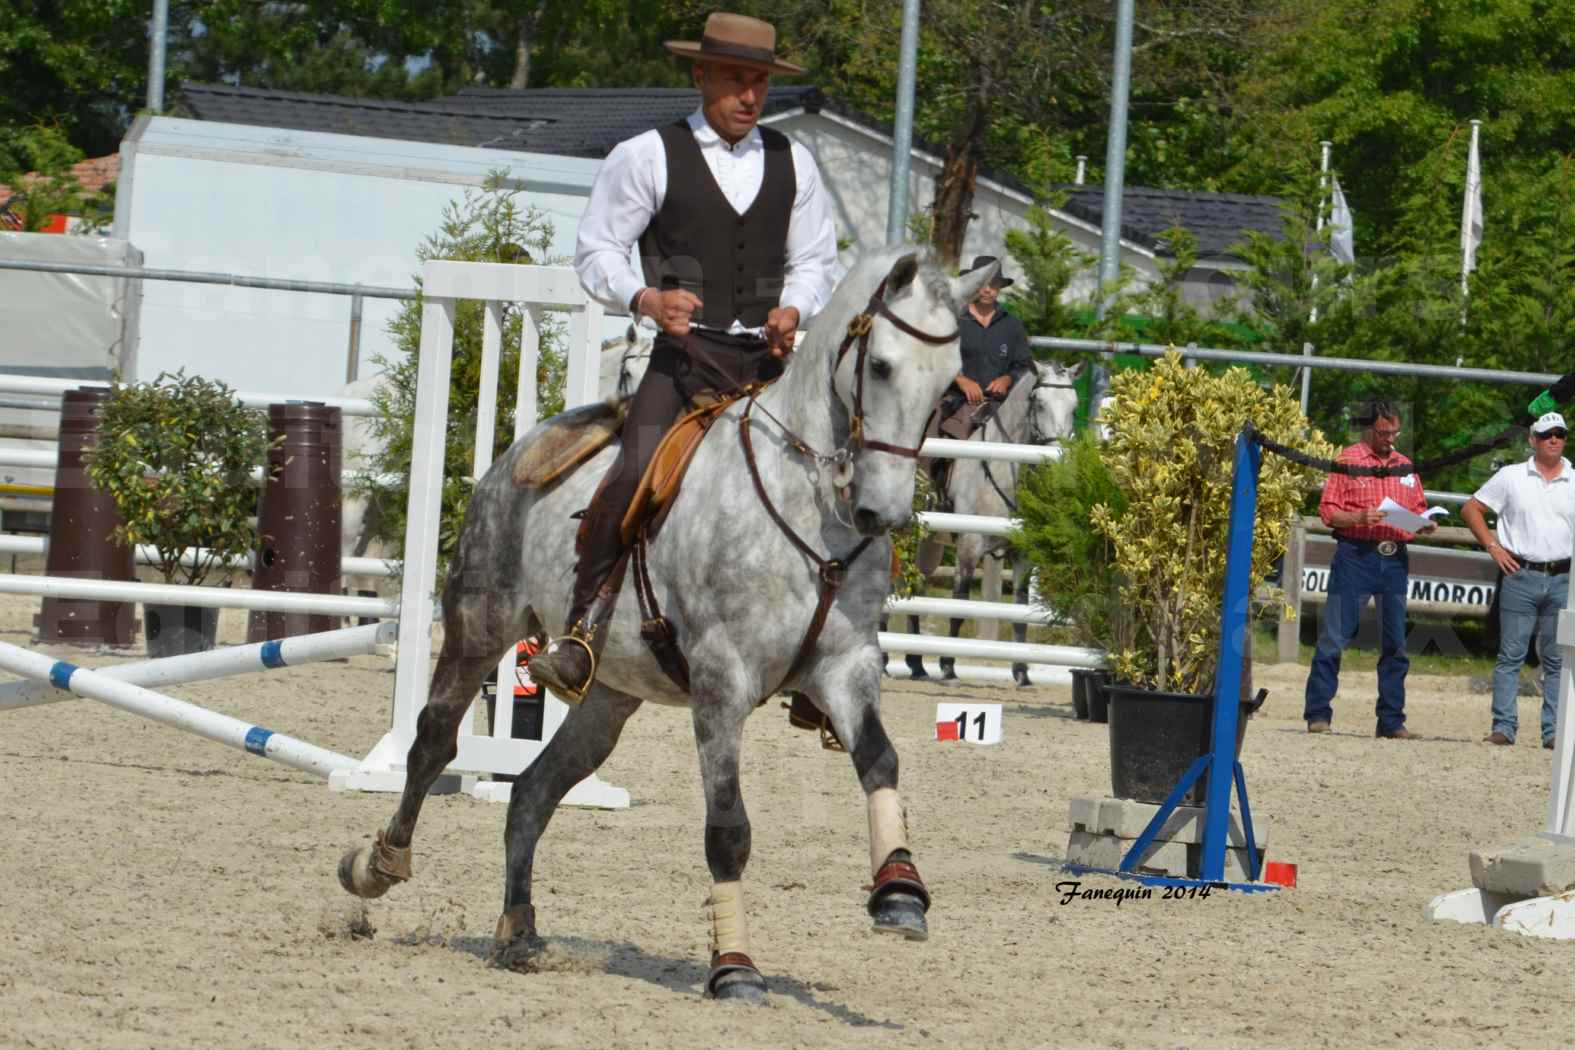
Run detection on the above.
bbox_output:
[529,12,840,702]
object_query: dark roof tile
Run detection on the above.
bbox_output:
[176,82,1280,257]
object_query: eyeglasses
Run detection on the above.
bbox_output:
[1536,428,1568,440]
[1370,426,1402,439]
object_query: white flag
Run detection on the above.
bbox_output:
[1328,176,1355,266]
[1460,128,1483,276]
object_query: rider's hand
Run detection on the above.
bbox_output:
[985,375,1012,399]
[1489,543,1522,575]
[639,288,703,338]
[1356,507,1386,526]
[957,376,984,404]
[765,306,800,358]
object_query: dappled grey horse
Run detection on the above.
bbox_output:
[337,249,996,1000]
[901,361,1080,685]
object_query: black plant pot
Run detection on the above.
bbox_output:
[1106,684,1266,806]
[1069,668,1092,720]
[144,603,220,659]
[1087,669,1111,724]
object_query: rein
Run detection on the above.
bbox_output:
[738,276,958,690]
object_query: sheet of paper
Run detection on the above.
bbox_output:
[1377,496,1448,533]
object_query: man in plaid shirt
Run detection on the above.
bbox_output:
[1304,399,1436,739]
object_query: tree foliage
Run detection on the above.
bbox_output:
[355,173,566,578]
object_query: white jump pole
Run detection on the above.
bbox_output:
[877,631,1105,667]
[0,534,395,578]
[0,621,397,711]
[883,661,1074,685]
[0,639,356,777]
[0,573,396,619]
[886,595,1056,625]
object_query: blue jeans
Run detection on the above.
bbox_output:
[1304,541,1411,732]
[1491,568,1568,744]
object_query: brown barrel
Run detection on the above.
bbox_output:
[35,387,138,645]
[247,402,343,641]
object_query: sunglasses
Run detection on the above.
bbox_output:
[1536,428,1568,440]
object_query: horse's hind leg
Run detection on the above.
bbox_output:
[940,539,981,680]
[494,682,641,961]
[338,565,529,899]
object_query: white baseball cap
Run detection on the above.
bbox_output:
[1531,411,1567,435]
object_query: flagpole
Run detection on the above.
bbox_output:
[1460,119,1482,304]
[1301,140,1332,415]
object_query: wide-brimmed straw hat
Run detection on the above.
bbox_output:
[665,13,806,76]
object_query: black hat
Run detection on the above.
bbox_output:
[968,254,1014,288]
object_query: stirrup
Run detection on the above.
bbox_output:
[541,632,598,704]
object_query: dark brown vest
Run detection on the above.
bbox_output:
[638,120,796,328]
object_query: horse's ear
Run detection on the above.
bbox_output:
[950,258,996,307]
[1065,361,1085,380]
[887,252,921,293]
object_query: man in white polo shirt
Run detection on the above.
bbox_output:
[1462,412,1575,747]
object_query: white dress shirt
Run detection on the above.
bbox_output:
[1473,456,1575,562]
[574,111,839,328]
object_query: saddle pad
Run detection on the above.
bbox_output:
[619,394,739,545]
[511,400,626,489]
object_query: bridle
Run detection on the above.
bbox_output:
[734,273,959,689]
[981,367,1077,512]
[617,347,651,401]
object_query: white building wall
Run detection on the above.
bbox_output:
[115,117,604,396]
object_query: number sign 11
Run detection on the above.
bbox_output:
[934,702,1003,745]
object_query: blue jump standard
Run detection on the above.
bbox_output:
[1064,429,1277,894]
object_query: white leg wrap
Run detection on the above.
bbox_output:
[868,787,910,877]
[706,881,751,956]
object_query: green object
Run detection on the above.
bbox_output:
[84,371,273,586]
[1528,391,1559,418]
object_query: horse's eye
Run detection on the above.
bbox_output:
[870,358,892,380]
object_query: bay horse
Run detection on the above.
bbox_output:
[900,361,1080,685]
[337,249,996,1000]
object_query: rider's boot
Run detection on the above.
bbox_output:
[529,577,621,704]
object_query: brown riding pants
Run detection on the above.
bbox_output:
[568,331,783,619]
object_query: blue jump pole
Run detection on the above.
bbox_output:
[1118,427,1265,886]
[1199,429,1262,881]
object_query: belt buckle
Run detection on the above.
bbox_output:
[1377,540,1398,557]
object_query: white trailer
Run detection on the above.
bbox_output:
[111,115,606,395]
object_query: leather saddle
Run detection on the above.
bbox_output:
[619,391,738,544]
[512,400,627,490]
[510,391,744,546]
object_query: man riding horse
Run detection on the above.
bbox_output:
[529,12,840,702]
[924,254,1034,506]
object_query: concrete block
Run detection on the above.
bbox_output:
[1470,836,1575,898]
[1067,794,1269,847]
[1064,829,1263,882]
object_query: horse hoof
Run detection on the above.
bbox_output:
[870,889,930,941]
[707,952,767,1002]
[337,831,411,899]
[338,846,389,899]
[939,659,957,681]
[1012,664,1032,687]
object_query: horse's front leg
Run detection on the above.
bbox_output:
[1010,555,1033,687]
[817,650,932,941]
[691,679,768,1001]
